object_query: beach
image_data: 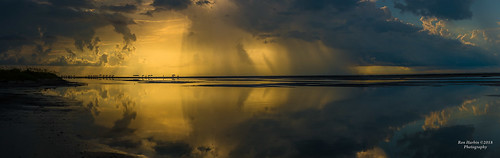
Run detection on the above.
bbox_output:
[0,81,141,158]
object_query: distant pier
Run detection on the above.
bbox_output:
[61,74,180,79]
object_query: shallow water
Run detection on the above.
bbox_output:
[43,78,500,157]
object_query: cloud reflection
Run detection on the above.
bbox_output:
[44,79,500,157]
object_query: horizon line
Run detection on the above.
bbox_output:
[62,72,500,79]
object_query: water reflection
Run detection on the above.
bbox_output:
[44,79,500,157]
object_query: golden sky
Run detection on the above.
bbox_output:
[2,0,500,76]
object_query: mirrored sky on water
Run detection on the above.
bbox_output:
[43,78,500,158]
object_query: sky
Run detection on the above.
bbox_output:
[1,0,500,76]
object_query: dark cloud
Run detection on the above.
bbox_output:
[394,0,474,20]
[0,0,494,73]
[230,0,293,34]
[231,0,358,34]
[0,0,136,65]
[100,54,109,65]
[75,37,101,53]
[195,0,214,6]
[104,13,137,51]
[321,17,495,67]
[47,57,90,66]
[101,4,138,13]
[47,0,95,8]
[154,141,193,157]
[0,35,32,54]
[65,48,76,57]
[292,0,358,11]
[284,31,320,42]
[227,0,497,69]
[151,0,192,11]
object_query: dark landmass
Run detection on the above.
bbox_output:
[0,68,82,87]
[0,68,59,81]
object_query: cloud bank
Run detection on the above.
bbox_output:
[167,0,498,74]
[0,0,498,75]
[0,0,137,66]
[394,0,474,20]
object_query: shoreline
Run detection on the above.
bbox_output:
[0,78,84,88]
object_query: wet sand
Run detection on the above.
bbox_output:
[0,82,141,158]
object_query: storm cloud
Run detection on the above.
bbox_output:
[101,4,139,13]
[394,0,474,20]
[152,0,498,75]
[226,0,496,68]
[1,0,499,75]
[0,0,137,66]
[151,0,192,11]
